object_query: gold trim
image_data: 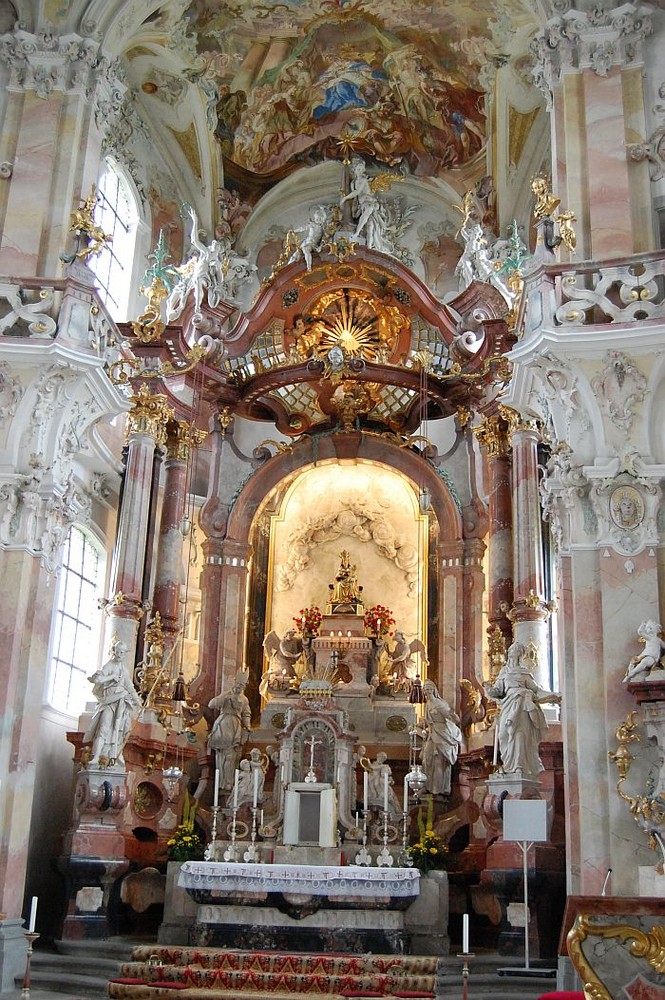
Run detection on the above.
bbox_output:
[567,914,665,1000]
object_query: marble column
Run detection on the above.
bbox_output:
[509,417,551,690]
[231,40,271,94]
[151,420,207,646]
[105,386,174,661]
[531,3,653,260]
[436,539,465,706]
[0,27,122,275]
[475,414,514,645]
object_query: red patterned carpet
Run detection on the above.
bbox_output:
[109,947,439,1000]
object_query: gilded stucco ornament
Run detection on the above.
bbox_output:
[126,385,175,445]
[608,710,665,863]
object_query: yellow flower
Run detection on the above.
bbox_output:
[429,847,437,854]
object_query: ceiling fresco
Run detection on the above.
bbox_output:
[139,0,540,184]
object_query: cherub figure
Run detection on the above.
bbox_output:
[286,206,330,271]
[531,175,561,220]
[623,620,665,682]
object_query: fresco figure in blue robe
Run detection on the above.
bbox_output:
[312,57,386,120]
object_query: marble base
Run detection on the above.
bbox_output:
[404,870,450,956]
[191,902,407,953]
[158,862,198,945]
[0,919,27,992]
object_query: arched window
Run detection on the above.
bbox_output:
[88,160,140,321]
[47,526,106,717]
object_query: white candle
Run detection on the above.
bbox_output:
[493,724,499,767]
[363,770,368,812]
[403,774,409,813]
[252,766,259,808]
[260,808,264,827]
[213,768,219,810]
[233,768,240,809]
[463,913,469,954]
[383,769,389,813]
[28,896,38,933]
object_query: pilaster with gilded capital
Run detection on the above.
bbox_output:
[475,413,514,640]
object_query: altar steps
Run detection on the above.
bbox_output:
[107,946,559,1000]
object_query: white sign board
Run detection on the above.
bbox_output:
[502,798,548,842]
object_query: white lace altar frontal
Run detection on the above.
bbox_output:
[179,862,420,897]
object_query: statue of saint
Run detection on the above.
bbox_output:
[330,549,363,605]
[365,751,401,818]
[420,680,462,795]
[485,641,560,777]
[84,637,142,768]
[208,671,252,792]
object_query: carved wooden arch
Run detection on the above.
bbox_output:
[224,431,463,545]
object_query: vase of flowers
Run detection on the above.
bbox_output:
[408,828,448,874]
[166,792,205,862]
[364,604,395,638]
[294,606,322,637]
[408,799,448,873]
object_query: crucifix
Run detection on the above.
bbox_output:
[304,733,321,784]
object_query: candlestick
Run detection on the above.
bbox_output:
[28,897,37,934]
[233,768,239,810]
[462,912,469,954]
[21,930,39,999]
[213,768,219,810]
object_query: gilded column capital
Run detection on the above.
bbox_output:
[498,404,541,438]
[166,420,208,461]
[474,414,511,458]
[126,385,175,446]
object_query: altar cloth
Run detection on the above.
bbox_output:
[178,861,420,897]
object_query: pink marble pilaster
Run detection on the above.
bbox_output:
[196,537,252,715]
[462,537,486,683]
[0,550,56,919]
[583,68,633,258]
[436,539,464,706]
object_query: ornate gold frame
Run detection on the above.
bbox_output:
[567,914,665,1000]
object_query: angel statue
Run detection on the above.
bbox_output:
[286,206,331,271]
[260,628,309,698]
[388,630,427,687]
[340,158,393,255]
[624,620,665,682]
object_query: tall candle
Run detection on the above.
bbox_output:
[383,768,389,813]
[363,770,368,812]
[233,768,240,809]
[403,774,409,814]
[462,913,469,954]
[252,766,259,808]
[28,896,38,933]
[213,768,219,810]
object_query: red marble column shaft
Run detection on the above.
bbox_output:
[487,451,514,637]
[151,450,187,637]
[512,426,544,601]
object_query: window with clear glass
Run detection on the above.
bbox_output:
[88,160,139,320]
[47,526,106,717]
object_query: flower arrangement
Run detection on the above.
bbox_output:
[364,604,395,637]
[408,799,448,873]
[166,792,205,863]
[293,606,323,635]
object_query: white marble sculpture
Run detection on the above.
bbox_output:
[485,641,561,778]
[166,205,255,319]
[624,620,665,682]
[208,671,252,792]
[84,637,142,768]
[365,751,401,818]
[286,206,330,271]
[420,679,463,795]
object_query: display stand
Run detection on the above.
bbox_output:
[497,799,556,978]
